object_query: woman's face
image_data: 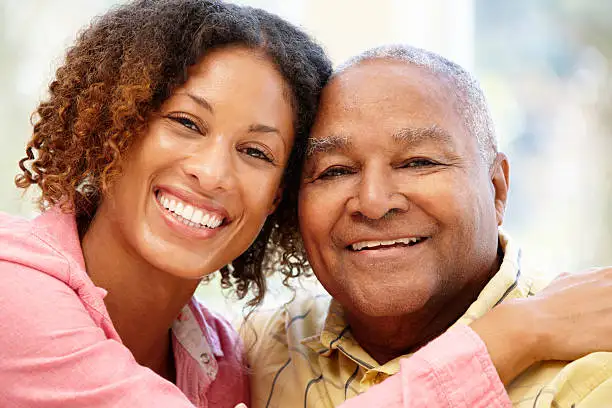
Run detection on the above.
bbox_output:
[99,46,295,279]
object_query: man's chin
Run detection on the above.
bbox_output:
[343,289,434,318]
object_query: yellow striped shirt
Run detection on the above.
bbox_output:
[245,232,612,407]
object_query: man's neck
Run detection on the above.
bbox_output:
[347,254,503,365]
[81,209,200,380]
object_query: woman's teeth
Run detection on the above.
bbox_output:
[157,192,224,229]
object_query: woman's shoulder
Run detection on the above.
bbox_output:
[0,209,84,286]
[0,211,36,239]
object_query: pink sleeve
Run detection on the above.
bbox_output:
[0,261,196,408]
[339,324,511,408]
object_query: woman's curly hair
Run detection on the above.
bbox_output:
[15,0,332,306]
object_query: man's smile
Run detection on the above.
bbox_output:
[348,236,428,251]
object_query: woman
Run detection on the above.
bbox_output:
[1,1,612,408]
[1,1,330,407]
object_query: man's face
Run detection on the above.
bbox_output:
[298,59,509,317]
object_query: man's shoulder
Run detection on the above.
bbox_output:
[507,352,612,407]
[509,258,556,302]
[244,291,332,347]
[246,292,334,408]
[503,260,612,406]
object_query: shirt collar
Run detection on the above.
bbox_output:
[455,229,528,326]
[173,298,224,359]
[172,297,224,389]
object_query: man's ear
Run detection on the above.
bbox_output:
[490,152,510,226]
[269,187,283,215]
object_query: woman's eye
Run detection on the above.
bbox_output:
[243,147,274,163]
[171,116,200,132]
[319,166,354,179]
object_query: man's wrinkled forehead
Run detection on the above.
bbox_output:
[305,60,469,163]
[306,125,456,160]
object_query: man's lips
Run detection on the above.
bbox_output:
[347,236,429,252]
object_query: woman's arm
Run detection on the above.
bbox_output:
[339,324,511,408]
[474,267,612,385]
[340,266,612,408]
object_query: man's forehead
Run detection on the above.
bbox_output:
[324,59,440,95]
[306,125,457,158]
[316,60,453,123]
[308,61,466,157]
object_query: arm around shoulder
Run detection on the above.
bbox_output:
[338,324,511,408]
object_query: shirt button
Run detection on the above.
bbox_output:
[200,352,210,364]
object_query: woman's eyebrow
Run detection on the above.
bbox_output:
[185,92,214,114]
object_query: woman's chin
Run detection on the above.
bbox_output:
[134,237,222,281]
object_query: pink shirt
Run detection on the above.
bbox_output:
[340,324,511,408]
[0,208,249,408]
[0,208,510,407]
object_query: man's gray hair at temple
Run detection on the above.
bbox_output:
[334,44,498,165]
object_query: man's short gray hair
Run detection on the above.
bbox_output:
[336,45,497,165]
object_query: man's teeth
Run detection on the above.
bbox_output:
[158,193,224,229]
[351,237,423,251]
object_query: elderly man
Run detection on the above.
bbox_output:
[247,45,612,408]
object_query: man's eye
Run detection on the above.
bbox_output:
[242,147,274,163]
[319,166,354,179]
[402,158,438,168]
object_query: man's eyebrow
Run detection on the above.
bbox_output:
[186,93,214,114]
[306,134,351,157]
[393,125,455,149]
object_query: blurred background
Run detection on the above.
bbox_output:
[1,0,611,315]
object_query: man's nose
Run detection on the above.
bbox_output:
[180,136,237,192]
[347,165,409,220]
